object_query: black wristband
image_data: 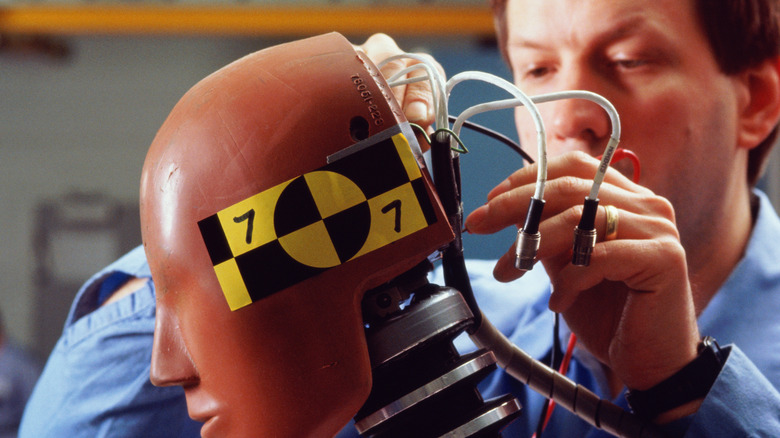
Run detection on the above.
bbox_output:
[625,336,727,420]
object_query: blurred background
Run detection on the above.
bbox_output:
[1,0,779,363]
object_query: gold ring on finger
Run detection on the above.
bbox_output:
[604,205,619,241]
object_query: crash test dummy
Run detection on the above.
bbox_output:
[140,32,460,437]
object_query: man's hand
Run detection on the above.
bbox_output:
[465,151,701,397]
[355,33,444,147]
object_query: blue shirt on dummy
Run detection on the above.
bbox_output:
[19,246,202,438]
[20,190,780,437]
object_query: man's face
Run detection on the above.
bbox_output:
[505,0,745,243]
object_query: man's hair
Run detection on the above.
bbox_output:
[489,0,780,186]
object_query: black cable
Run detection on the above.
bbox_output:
[535,398,550,438]
[430,130,483,332]
[426,118,536,332]
[430,118,663,438]
[447,115,534,164]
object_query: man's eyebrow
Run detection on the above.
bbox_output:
[508,15,664,51]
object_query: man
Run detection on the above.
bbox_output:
[0,311,41,438]
[22,0,780,436]
[18,247,202,437]
[366,0,780,435]
[143,1,780,431]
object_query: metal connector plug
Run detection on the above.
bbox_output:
[514,197,546,271]
[571,227,597,266]
[571,197,600,266]
[515,229,541,271]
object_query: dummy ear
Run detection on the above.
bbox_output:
[737,57,780,150]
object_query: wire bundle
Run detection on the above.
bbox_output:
[378,54,662,438]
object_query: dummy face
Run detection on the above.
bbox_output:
[149,254,372,438]
[505,0,749,245]
[143,33,452,437]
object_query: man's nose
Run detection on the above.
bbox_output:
[547,69,612,150]
[150,303,199,388]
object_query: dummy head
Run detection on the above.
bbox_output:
[141,33,453,437]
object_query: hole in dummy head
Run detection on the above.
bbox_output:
[350,116,370,142]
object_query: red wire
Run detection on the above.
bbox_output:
[532,333,577,437]
[605,148,641,183]
[531,149,640,437]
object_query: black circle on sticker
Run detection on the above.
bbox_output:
[274,176,322,238]
[323,201,371,263]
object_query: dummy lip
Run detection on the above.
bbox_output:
[198,416,220,438]
[185,391,220,424]
[188,403,220,438]
[190,411,215,424]
[188,406,218,424]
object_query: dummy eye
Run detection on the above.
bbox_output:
[350,116,370,141]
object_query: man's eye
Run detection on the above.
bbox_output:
[612,58,648,69]
[524,66,551,79]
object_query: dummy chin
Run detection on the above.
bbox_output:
[140,32,453,437]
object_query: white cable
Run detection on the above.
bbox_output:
[453,90,621,201]
[447,71,547,201]
[378,54,449,131]
[386,64,440,113]
[383,60,642,436]
[387,75,428,88]
[533,91,620,200]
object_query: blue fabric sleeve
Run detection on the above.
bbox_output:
[19,247,201,438]
[682,345,780,436]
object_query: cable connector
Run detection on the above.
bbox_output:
[515,197,545,271]
[572,197,599,266]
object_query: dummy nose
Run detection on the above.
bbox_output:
[150,303,198,388]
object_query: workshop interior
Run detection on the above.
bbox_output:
[2,5,526,363]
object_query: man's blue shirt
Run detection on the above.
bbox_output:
[19,246,202,438]
[0,341,41,438]
[449,190,780,437]
[21,190,780,437]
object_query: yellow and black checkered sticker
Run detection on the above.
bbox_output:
[198,132,437,311]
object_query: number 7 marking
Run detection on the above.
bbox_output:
[233,209,256,244]
[381,200,402,232]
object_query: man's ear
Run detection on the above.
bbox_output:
[737,57,780,150]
